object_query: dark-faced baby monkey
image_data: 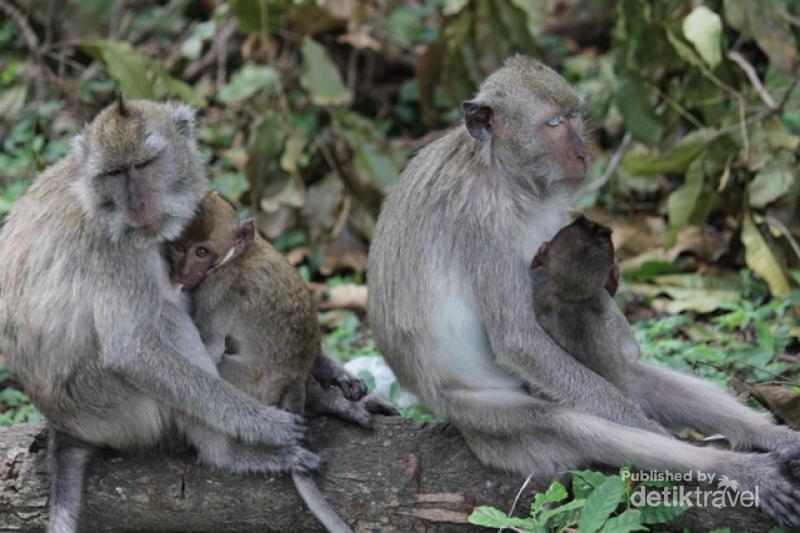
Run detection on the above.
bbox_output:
[530,216,634,393]
[167,191,394,532]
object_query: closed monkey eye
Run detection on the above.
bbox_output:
[546,115,564,127]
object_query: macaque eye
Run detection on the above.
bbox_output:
[195,247,209,258]
[546,116,564,127]
[134,157,157,170]
[566,110,579,119]
[106,167,127,177]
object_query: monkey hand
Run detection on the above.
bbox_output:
[306,378,399,428]
[733,447,800,526]
[230,404,306,447]
[282,445,322,474]
[311,354,368,401]
[322,373,368,402]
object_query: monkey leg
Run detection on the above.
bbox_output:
[178,417,320,475]
[443,388,800,526]
[47,429,95,533]
[627,361,800,452]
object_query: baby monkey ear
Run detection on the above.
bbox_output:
[234,218,256,253]
[462,100,494,142]
[531,241,550,269]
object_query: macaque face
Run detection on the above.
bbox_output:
[168,239,222,289]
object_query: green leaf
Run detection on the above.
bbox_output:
[344,130,400,188]
[615,73,663,146]
[600,509,647,533]
[741,212,790,298]
[218,64,282,104]
[150,63,206,107]
[81,40,155,99]
[531,481,568,513]
[683,6,723,69]
[468,506,535,530]
[638,501,689,524]
[621,129,720,176]
[300,37,349,106]
[578,476,626,533]
[540,498,586,522]
[723,0,798,73]
[666,156,705,245]
[748,153,796,208]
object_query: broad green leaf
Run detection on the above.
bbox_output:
[748,153,796,207]
[180,20,216,60]
[600,509,647,533]
[683,6,723,69]
[467,505,535,530]
[622,129,720,176]
[344,130,400,189]
[666,157,705,245]
[531,481,568,513]
[81,40,154,98]
[300,37,349,106]
[219,64,282,104]
[615,73,663,146]
[150,63,206,106]
[572,470,611,499]
[213,171,248,201]
[578,476,626,533]
[741,212,790,297]
[541,498,586,522]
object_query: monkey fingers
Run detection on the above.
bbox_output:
[306,378,397,428]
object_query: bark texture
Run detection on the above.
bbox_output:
[0,419,777,532]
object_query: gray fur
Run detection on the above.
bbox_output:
[0,100,312,533]
[367,56,800,526]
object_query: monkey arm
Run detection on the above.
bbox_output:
[472,254,664,433]
[193,301,236,363]
[93,293,304,447]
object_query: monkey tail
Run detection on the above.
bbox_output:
[291,472,353,533]
[46,428,95,533]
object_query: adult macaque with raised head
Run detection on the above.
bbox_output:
[0,99,317,533]
[368,56,800,525]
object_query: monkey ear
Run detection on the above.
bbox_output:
[462,100,494,141]
[116,92,129,117]
[70,133,87,161]
[531,242,549,269]
[168,103,196,138]
[604,264,619,297]
[235,218,256,253]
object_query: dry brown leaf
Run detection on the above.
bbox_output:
[750,385,800,430]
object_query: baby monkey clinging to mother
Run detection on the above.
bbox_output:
[166,191,396,533]
[530,216,634,394]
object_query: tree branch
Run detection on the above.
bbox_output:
[0,419,779,532]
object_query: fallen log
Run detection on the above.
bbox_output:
[0,418,778,532]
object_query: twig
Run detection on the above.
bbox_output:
[500,474,533,533]
[778,8,800,28]
[584,132,632,194]
[776,73,800,113]
[727,51,777,110]
[0,0,46,102]
[764,215,800,263]
[184,20,236,81]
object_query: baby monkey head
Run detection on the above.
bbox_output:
[531,216,619,297]
[167,191,255,289]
